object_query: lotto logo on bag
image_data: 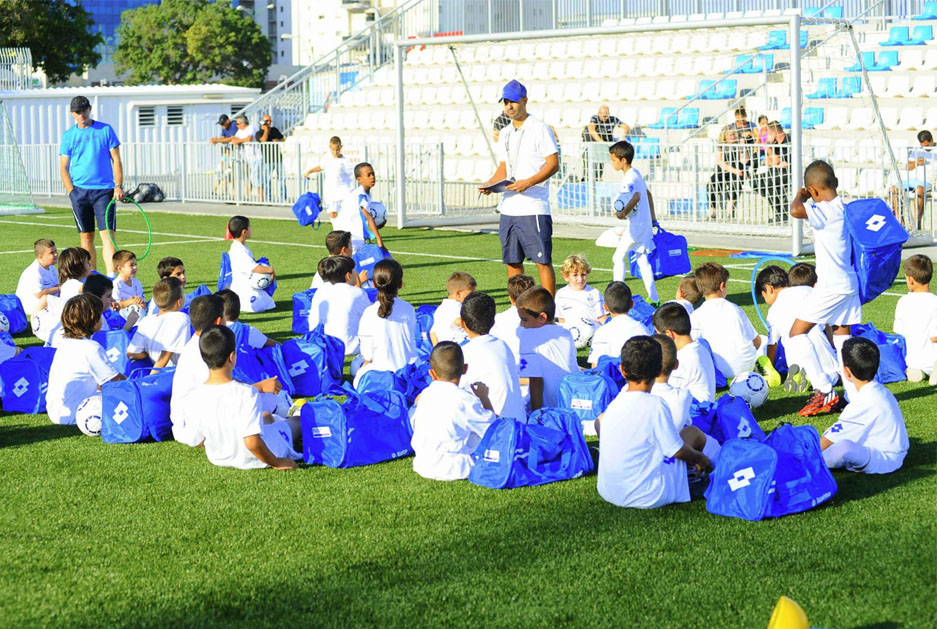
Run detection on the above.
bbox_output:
[12,377,29,397]
[728,467,756,491]
[112,401,130,425]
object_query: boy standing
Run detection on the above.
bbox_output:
[894,254,937,384]
[515,287,578,410]
[588,281,650,367]
[653,303,717,403]
[430,272,476,345]
[490,274,535,362]
[16,239,59,317]
[127,277,190,369]
[227,215,276,313]
[335,162,385,252]
[304,136,355,221]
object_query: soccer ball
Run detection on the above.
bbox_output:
[0,312,9,333]
[565,317,599,350]
[76,394,103,437]
[249,272,272,290]
[729,371,770,408]
[368,202,388,229]
[123,303,146,318]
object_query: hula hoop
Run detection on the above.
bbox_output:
[750,257,798,334]
[105,198,153,261]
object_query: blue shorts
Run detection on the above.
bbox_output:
[499,214,552,265]
[70,187,116,233]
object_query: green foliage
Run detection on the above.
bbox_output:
[0,0,103,83]
[114,0,271,88]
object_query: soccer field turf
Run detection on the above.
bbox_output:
[0,206,934,628]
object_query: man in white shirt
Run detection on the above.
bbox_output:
[230,115,263,202]
[480,80,560,294]
[304,136,356,220]
[515,287,578,409]
[16,239,59,316]
[308,256,371,355]
[889,129,935,230]
[589,282,651,367]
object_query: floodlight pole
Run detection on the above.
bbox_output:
[790,14,804,257]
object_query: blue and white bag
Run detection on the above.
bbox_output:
[183,284,211,312]
[233,344,295,395]
[396,360,432,405]
[291,288,317,335]
[101,367,175,443]
[414,304,436,358]
[355,369,405,396]
[628,294,656,329]
[557,371,617,423]
[468,408,594,489]
[217,252,232,291]
[851,322,907,383]
[763,424,837,518]
[280,325,345,396]
[0,346,55,414]
[704,438,778,521]
[0,294,28,334]
[300,385,412,468]
[844,198,907,304]
[292,191,322,227]
[628,225,691,280]
[92,329,153,376]
[709,394,767,444]
[102,310,127,331]
[593,355,626,391]
[353,244,390,284]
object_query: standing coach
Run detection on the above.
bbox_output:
[481,80,560,295]
[59,95,123,275]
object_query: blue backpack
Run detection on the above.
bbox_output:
[628,225,692,280]
[762,423,837,518]
[300,385,412,468]
[594,355,625,391]
[101,367,175,443]
[233,344,295,395]
[557,371,618,423]
[184,284,211,312]
[628,294,656,330]
[0,294,28,334]
[708,394,767,444]
[353,244,390,284]
[0,346,55,414]
[256,256,278,297]
[292,191,322,227]
[396,360,433,405]
[414,304,436,358]
[102,310,127,330]
[851,322,907,383]
[355,369,405,396]
[217,252,232,291]
[91,329,154,376]
[704,438,778,521]
[291,289,317,335]
[280,325,345,396]
[468,408,594,489]
[689,398,716,434]
[844,198,908,304]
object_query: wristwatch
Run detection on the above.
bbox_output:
[115,184,123,189]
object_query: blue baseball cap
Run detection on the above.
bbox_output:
[499,80,527,102]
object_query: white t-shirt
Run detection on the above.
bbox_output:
[823,381,908,474]
[459,334,526,421]
[112,277,144,303]
[235,124,260,161]
[490,305,522,361]
[555,285,605,324]
[59,278,83,303]
[691,298,758,378]
[335,185,371,245]
[670,340,717,403]
[127,311,191,366]
[229,239,274,313]
[171,334,210,445]
[894,291,937,371]
[651,380,693,431]
[768,286,838,374]
[322,155,355,203]
[410,381,497,480]
[588,313,651,364]
[495,115,558,216]
[671,298,695,316]
[308,282,371,355]
[358,298,418,373]
[430,298,468,344]
[227,321,268,350]
[310,272,324,289]
[617,167,654,248]
[183,381,267,469]
[805,196,859,294]
[16,260,58,315]
[597,389,689,508]
[46,337,119,425]
[517,324,578,408]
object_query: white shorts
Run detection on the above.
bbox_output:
[798,288,862,327]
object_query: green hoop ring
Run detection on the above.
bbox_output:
[104,197,153,261]
[749,257,797,335]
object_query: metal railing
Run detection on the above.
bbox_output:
[0,48,33,91]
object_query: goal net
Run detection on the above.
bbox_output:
[0,100,41,215]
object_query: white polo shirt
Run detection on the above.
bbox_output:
[459,334,526,421]
[823,381,908,474]
[495,115,558,216]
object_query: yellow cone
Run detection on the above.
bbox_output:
[767,596,809,629]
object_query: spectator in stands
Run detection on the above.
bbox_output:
[255,114,285,203]
[492,112,511,143]
[231,115,262,202]
[582,105,630,181]
[889,130,935,230]
[755,121,790,224]
[756,115,769,146]
[707,125,750,220]
[211,115,238,144]
[733,107,756,145]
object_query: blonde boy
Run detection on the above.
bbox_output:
[894,254,937,384]
[127,277,190,369]
[430,271,476,345]
[16,239,59,316]
[555,254,605,347]
[515,287,578,409]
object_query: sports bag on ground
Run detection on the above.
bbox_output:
[123,182,164,203]
[593,355,626,391]
[844,198,907,304]
[762,423,837,518]
[280,325,345,396]
[291,288,317,335]
[851,322,907,384]
[91,329,154,376]
[292,191,322,227]
[396,360,432,405]
[708,394,767,444]
[353,244,391,282]
[468,408,594,489]
[0,346,55,414]
[355,369,405,396]
[557,371,618,423]
[217,252,232,291]
[627,294,656,329]
[184,284,211,312]
[0,294,28,334]
[628,225,692,280]
[414,304,436,358]
[300,384,412,468]
[101,367,175,443]
[233,344,295,396]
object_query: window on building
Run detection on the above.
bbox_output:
[167,106,184,126]
[137,106,155,127]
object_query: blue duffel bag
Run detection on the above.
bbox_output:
[851,322,907,383]
[628,224,691,280]
[0,346,55,414]
[0,294,28,334]
[101,367,175,443]
[281,324,345,396]
[557,370,618,423]
[291,288,317,335]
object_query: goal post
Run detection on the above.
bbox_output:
[0,99,41,215]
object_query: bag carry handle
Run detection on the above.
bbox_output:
[127,365,173,379]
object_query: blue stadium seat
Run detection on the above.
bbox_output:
[632,137,661,159]
[729,54,755,73]
[688,79,716,99]
[836,76,862,98]
[714,79,737,99]
[805,7,821,17]
[823,6,843,18]
[758,30,787,50]
[914,0,937,19]
[674,108,700,129]
[871,50,899,71]
[880,26,911,46]
[803,107,824,129]
[910,25,934,44]
[780,107,792,129]
[845,51,875,71]
[753,54,774,73]
[647,107,678,129]
[800,31,809,48]
[806,77,837,99]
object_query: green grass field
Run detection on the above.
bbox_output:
[0,206,934,628]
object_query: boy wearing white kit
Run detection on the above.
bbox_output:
[127,277,190,369]
[458,292,526,421]
[410,342,498,481]
[821,337,908,474]
[490,274,535,362]
[555,254,606,348]
[588,281,651,367]
[111,250,146,318]
[653,303,717,403]
[515,287,578,410]
[16,239,59,316]
[650,334,693,432]
[147,257,187,317]
[215,289,276,350]
[430,271,476,346]
[894,254,937,385]
[304,136,356,221]
[334,162,386,252]
[227,215,276,313]
[608,140,659,304]
[308,256,371,355]
[310,230,367,289]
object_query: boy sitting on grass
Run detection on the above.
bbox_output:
[588,281,651,367]
[310,230,367,289]
[515,286,578,410]
[111,250,146,319]
[672,275,701,315]
[893,254,937,385]
[555,254,606,348]
[16,238,59,318]
[430,271,476,345]
[216,289,276,350]
[147,257,187,316]
[490,274,535,363]
[227,215,276,313]
[127,277,190,369]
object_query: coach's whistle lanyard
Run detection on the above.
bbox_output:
[505,124,527,181]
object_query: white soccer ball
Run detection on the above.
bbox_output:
[123,304,146,318]
[368,201,388,229]
[565,317,599,350]
[76,394,103,437]
[249,272,272,290]
[729,371,770,408]
[0,312,9,333]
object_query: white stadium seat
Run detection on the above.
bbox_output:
[898,49,924,70]
[616,57,639,78]
[879,106,900,130]
[926,107,937,126]
[898,106,923,130]
[563,83,582,102]
[816,106,848,130]
[923,49,937,70]
[845,108,875,131]
[886,75,911,97]
[913,74,936,97]
[653,79,676,101]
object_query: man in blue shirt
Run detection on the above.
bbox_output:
[58,95,124,275]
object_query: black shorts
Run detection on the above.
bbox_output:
[70,187,116,233]
[499,214,552,265]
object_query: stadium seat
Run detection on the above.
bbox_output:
[911,25,935,44]
[837,76,862,98]
[729,54,755,73]
[845,51,876,72]
[803,107,824,129]
[634,79,655,100]
[675,78,697,98]
[654,56,675,76]
[689,79,716,100]
[898,106,924,130]
[715,79,738,99]
[652,34,672,55]
[869,75,888,94]
[653,79,676,101]
[880,26,911,46]
[823,6,844,18]
[913,74,936,97]
[870,51,900,71]
[689,33,709,52]
[779,107,792,129]
[926,106,937,126]
[727,32,749,51]
[709,33,728,50]
[806,77,838,99]
[923,49,937,70]
[691,55,713,75]
[562,83,582,102]
[844,107,875,131]
[647,107,678,129]
[671,34,690,53]
[636,106,659,126]
[887,75,912,97]
[805,7,821,17]
[915,0,937,19]
[615,57,638,78]
[880,106,900,129]
[809,137,832,160]
[899,49,925,70]
[674,107,700,129]
[815,106,847,130]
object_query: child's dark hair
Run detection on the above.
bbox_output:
[460,292,496,335]
[788,263,818,287]
[652,302,692,336]
[621,336,662,384]
[330,135,342,146]
[157,256,184,279]
[678,275,701,305]
[735,107,747,119]
[34,239,55,256]
[430,341,464,381]
[153,277,184,310]
[373,258,403,319]
[507,274,535,302]
[112,249,136,269]
[447,271,476,295]
[652,333,678,376]
[904,254,933,285]
[82,274,113,300]
[842,337,879,382]
[516,287,555,322]
[694,262,729,296]
[325,230,352,256]
[755,265,790,296]
[227,215,250,239]
[757,114,768,124]
[354,162,373,179]
[61,294,103,339]
[918,130,933,144]
[215,289,241,322]
[58,247,91,284]
[199,324,236,369]
[318,255,356,285]
[604,281,633,315]
[189,294,225,333]
[609,140,635,163]
[804,159,837,191]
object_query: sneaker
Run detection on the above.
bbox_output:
[907,367,925,383]
[756,355,783,388]
[784,364,810,393]
[798,390,828,417]
[287,398,307,418]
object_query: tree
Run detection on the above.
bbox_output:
[114,0,271,88]
[0,0,103,84]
